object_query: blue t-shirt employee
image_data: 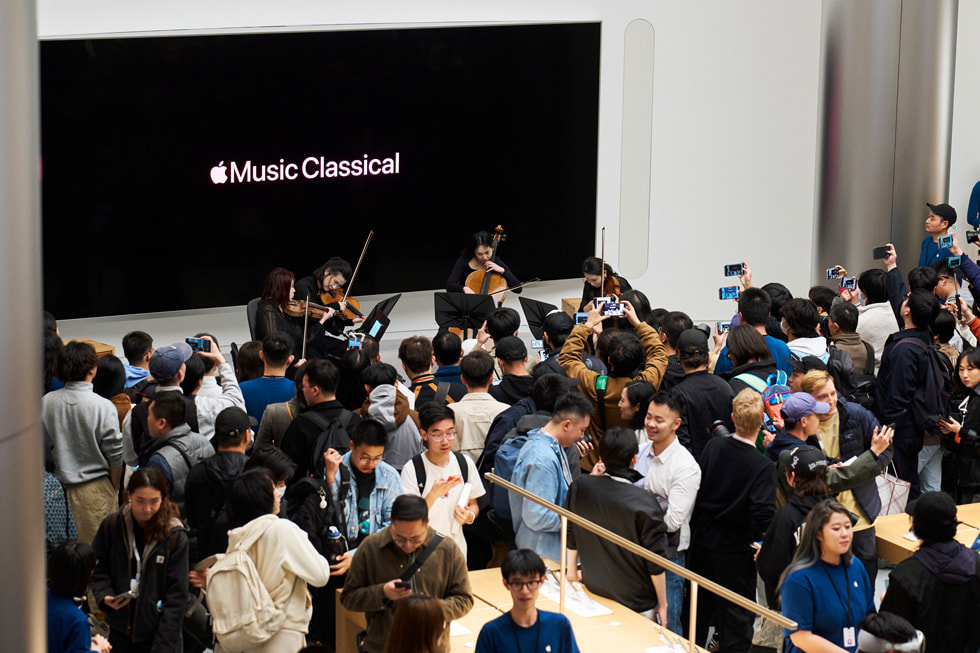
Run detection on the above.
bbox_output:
[918,202,957,267]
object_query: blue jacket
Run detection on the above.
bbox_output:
[510,429,573,561]
[836,400,892,522]
[330,451,402,549]
[875,327,935,441]
[432,365,463,385]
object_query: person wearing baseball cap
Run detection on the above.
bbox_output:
[919,202,957,267]
[489,336,533,405]
[765,391,831,462]
[880,491,980,652]
[672,328,735,462]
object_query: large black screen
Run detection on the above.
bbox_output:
[41,23,600,318]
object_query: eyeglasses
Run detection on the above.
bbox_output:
[427,431,457,442]
[506,579,543,591]
[391,534,426,547]
[355,453,384,465]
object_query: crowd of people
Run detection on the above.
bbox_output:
[39,212,980,653]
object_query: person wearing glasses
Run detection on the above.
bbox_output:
[475,549,580,653]
[342,495,473,653]
[400,404,485,557]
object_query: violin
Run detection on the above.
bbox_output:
[320,287,363,320]
[465,225,509,307]
[284,299,330,320]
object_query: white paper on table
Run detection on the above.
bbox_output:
[450,621,470,636]
[539,574,613,617]
[903,532,920,542]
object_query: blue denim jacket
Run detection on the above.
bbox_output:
[509,429,572,561]
[330,452,402,550]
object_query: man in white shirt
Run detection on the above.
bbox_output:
[855,268,900,374]
[635,390,701,635]
[450,350,509,462]
[401,403,485,557]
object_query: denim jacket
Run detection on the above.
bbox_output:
[510,429,573,561]
[330,452,402,551]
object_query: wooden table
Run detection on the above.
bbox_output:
[875,502,980,564]
[71,338,115,358]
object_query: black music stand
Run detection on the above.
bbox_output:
[433,293,494,334]
[519,297,560,340]
[359,294,402,343]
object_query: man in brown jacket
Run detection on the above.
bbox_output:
[341,495,473,653]
[559,299,667,469]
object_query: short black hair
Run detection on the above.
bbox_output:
[418,403,455,431]
[398,336,433,375]
[361,362,397,389]
[542,311,574,349]
[261,331,294,367]
[432,330,462,367]
[906,288,940,329]
[781,298,820,338]
[645,307,669,330]
[501,548,547,580]
[808,286,837,313]
[660,311,693,348]
[47,540,97,599]
[908,266,939,292]
[650,389,684,417]
[245,445,297,485]
[361,335,380,362]
[761,282,793,319]
[391,494,428,522]
[92,355,126,400]
[531,374,574,413]
[149,391,186,428]
[180,353,208,395]
[607,332,644,377]
[226,468,275,528]
[306,359,340,394]
[122,330,153,365]
[314,257,353,285]
[737,288,773,326]
[58,340,98,382]
[486,307,520,341]
[551,392,594,423]
[726,324,772,367]
[598,427,638,469]
[933,309,956,344]
[460,350,495,386]
[857,269,888,304]
[351,418,388,448]
[620,289,650,319]
[829,301,859,333]
[858,613,919,649]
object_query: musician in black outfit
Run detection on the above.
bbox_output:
[578,256,631,311]
[446,230,521,295]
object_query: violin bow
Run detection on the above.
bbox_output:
[342,230,374,304]
[599,226,606,294]
[487,277,542,297]
[301,294,309,361]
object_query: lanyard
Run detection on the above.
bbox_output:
[510,614,541,653]
[819,561,852,627]
[126,520,144,583]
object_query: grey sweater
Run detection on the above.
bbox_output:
[42,381,123,485]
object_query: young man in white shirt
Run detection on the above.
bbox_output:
[400,403,485,557]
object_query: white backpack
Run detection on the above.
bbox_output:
[205,519,285,652]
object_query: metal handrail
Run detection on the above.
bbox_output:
[486,472,797,647]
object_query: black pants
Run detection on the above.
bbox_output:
[852,526,878,586]
[689,545,756,653]
[892,435,923,500]
[308,573,345,651]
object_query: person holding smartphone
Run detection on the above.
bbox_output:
[918,202,957,267]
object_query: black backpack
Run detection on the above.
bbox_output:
[305,410,354,479]
[894,337,954,433]
[285,466,350,557]
[410,452,469,495]
[829,341,877,412]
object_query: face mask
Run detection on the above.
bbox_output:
[275,485,286,499]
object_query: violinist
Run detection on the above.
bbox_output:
[255,267,335,362]
[578,255,632,311]
[446,231,521,296]
[294,257,364,335]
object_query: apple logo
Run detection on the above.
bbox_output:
[210,161,228,184]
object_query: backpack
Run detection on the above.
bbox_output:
[205,519,285,652]
[411,452,469,495]
[732,372,789,450]
[491,433,529,525]
[894,337,953,433]
[828,343,878,411]
[285,466,350,557]
[305,410,354,478]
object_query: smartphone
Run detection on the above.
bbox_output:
[394,581,411,589]
[717,321,731,333]
[185,337,211,353]
[594,296,613,306]
[600,302,624,317]
[927,414,948,423]
[719,286,740,300]
[115,589,138,600]
[967,230,979,245]
[826,267,841,280]
[537,350,548,363]
[872,245,891,260]
[347,335,362,350]
[574,312,588,325]
[531,339,544,349]
[948,255,962,269]
[940,234,954,248]
[724,263,744,277]
[840,276,857,290]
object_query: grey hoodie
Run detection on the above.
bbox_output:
[366,384,423,472]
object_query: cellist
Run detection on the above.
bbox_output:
[446,230,521,296]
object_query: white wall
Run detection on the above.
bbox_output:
[949,0,980,233]
[40,0,825,360]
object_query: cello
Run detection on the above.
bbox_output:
[465,225,509,307]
